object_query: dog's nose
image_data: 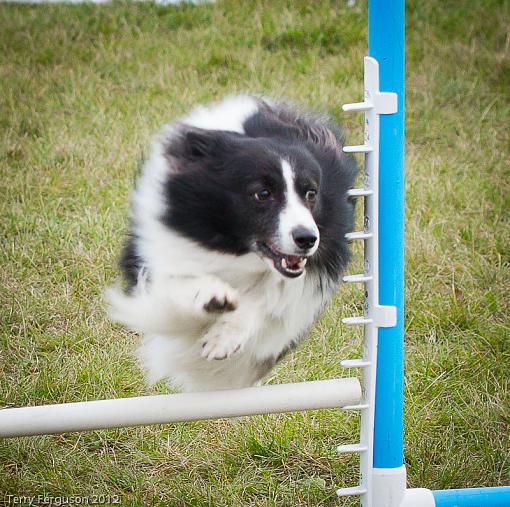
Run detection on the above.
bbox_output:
[292,227,318,250]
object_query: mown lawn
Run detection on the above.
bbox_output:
[1,0,509,505]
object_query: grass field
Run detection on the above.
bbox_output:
[1,0,509,505]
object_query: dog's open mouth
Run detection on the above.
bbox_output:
[255,242,308,278]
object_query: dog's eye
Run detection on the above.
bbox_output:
[254,189,271,202]
[305,189,317,202]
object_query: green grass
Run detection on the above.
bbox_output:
[0,0,509,505]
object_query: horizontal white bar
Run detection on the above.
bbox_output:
[341,359,371,368]
[0,379,361,438]
[347,188,373,197]
[336,486,368,497]
[342,316,373,325]
[337,443,368,454]
[343,145,373,153]
[342,101,373,112]
[343,273,373,283]
[345,231,373,240]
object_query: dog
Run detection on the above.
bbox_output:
[106,95,356,392]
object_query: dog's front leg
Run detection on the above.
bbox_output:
[200,301,260,361]
[106,274,239,336]
[166,274,239,316]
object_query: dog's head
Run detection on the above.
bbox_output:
[163,126,345,279]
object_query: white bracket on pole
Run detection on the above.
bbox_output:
[338,56,398,506]
[373,305,397,328]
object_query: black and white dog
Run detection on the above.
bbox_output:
[106,96,356,392]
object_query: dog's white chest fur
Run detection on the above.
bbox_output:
[107,230,331,391]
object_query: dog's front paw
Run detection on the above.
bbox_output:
[203,295,237,313]
[193,278,239,315]
[200,324,244,361]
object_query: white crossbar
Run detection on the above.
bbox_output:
[0,378,361,438]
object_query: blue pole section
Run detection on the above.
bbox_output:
[369,0,405,468]
[433,486,510,507]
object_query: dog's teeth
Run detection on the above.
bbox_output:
[299,258,308,268]
[281,258,288,269]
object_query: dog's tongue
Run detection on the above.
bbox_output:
[285,255,302,269]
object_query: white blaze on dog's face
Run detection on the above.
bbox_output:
[278,160,320,256]
[255,159,320,279]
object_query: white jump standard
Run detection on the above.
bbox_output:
[337,1,510,506]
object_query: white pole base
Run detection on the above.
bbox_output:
[372,466,435,507]
[400,488,435,507]
[372,466,407,507]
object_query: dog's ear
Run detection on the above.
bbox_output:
[165,127,243,169]
[183,129,240,160]
[185,131,216,158]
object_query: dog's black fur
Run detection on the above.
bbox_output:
[109,96,357,391]
[121,102,356,288]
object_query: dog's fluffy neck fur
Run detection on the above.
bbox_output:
[106,95,356,392]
